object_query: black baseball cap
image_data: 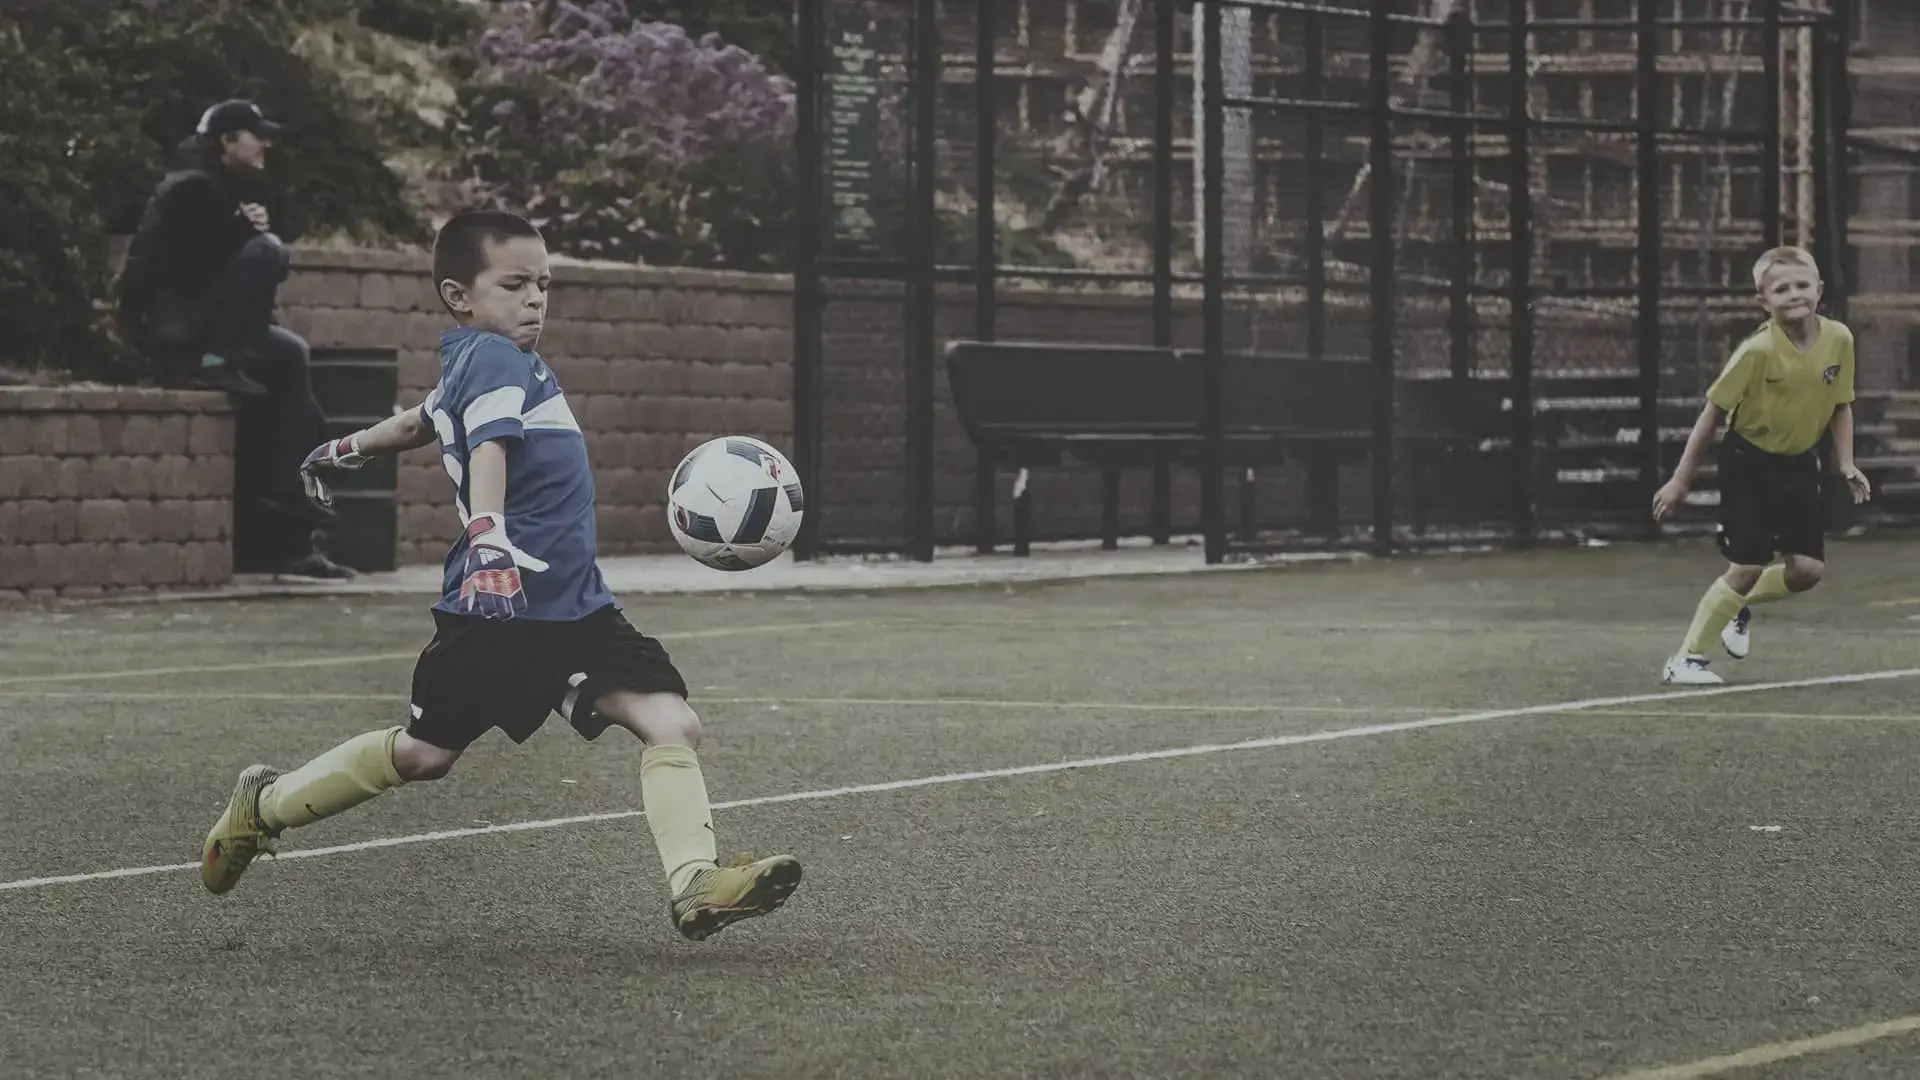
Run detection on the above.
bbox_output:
[195,100,282,139]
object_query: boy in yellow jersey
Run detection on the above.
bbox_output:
[1651,246,1873,685]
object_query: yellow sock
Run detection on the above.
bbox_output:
[641,744,719,895]
[1745,563,1792,606]
[258,727,406,833]
[1682,578,1749,656]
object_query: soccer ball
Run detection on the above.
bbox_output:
[666,436,804,571]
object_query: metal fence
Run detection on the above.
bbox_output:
[790,0,1880,564]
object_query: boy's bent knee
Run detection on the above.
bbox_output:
[392,730,461,781]
[596,691,702,748]
[1784,556,1825,591]
[261,325,310,365]
[1722,564,1765,592]
[237,232,288,265]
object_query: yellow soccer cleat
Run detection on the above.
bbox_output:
[669,852,803,941]
[201,764,283,895]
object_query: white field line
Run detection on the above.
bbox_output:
[1596,1013,1920,1079]
[0,619,880,688]
[3,666,1916,894]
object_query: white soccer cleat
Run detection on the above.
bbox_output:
[1661,653,1724,686]
[1721,606,1751,660]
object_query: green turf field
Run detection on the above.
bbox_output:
[5,538,1920,1079]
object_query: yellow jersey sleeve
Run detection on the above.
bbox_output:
[1706,336,1765,414]
[1833,325,1856,406]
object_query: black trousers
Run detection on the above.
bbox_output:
[146,233,293,365]
[147,234,329,562]
[234,326,326,510]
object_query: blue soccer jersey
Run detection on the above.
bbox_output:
[420,327,615,621]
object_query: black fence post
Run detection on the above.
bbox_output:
[1762,0,1783,249]
[1367,0,1395,557]
[1447,9,1472,385]
[1829,0,1853,323]
[907,0,938,562]
[1637,0,1662,542]
[1811,8,1834,290]
[1200,0,1227,565]
[791,0,823,562]
[1150,0,1177,547]
[1304,14,1327,360]
[1815,3,1851,532]
[973,0,997,554]
[1507,0,1535,549]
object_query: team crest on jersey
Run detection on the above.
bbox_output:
[1822,364,1840,384]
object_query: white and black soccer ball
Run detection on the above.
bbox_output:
[666,436,804,571]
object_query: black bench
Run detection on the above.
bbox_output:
[945,340,1515,553]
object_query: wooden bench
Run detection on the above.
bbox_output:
[945,341,1515,552]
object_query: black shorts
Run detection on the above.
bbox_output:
[1716,432,1826,566]
[407,604,689,752]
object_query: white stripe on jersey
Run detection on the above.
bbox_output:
[521,392,582,433]
[464,385,527,433]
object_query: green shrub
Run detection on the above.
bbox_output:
[353,0,483,46]
[0,0,424,380]
[0,21,146,379]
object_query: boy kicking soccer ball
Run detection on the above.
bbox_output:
[1651,245,1873,685]
[199,209,802,940]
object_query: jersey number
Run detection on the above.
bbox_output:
[427,406,472,524]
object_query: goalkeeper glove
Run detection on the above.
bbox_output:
[299,435,370,509]
[458,512,550,620]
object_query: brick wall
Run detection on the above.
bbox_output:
[276,247,791,566]
[1,243,1786,597]
[273,248,1665,560]
[0,388,233,601]
[278,245,1391,559]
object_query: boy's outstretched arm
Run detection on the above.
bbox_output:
[465,439,508,518]
[298,400,438,507]
[1652,400,1723,522]
[456,439,548,620]
[336,402,440,458]
[1831,402,1873,503]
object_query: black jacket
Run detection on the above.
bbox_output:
[117,137,266,347]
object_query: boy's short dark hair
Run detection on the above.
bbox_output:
[432,209,544,313]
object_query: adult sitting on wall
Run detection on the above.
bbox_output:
[116,99,354,580]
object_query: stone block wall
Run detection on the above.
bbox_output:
[7,243,1728,588]
[9,241,1763,594]
[0,388,233,600]
[274,250,1534,558]
[276,245,1379,559]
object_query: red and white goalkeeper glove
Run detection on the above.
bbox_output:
[299,435,370,509]
[458,512,550,620]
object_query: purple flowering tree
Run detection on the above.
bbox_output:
[454,0,796,268]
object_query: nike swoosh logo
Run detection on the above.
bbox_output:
[534,368,550,382]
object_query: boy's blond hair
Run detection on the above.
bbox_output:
[1752,245,1820,291]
